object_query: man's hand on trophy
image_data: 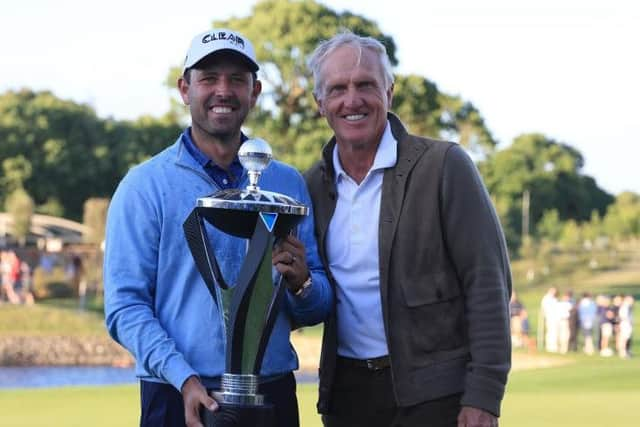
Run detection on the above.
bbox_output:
[273,235,310,294]
[182,375,218,427]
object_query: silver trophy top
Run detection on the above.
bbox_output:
[196,138,308,217]
[239,138,272,192]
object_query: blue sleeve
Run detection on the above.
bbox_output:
[103,173,197,391]
[283,171,334,326]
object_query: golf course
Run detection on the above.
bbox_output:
[1,248,639,426]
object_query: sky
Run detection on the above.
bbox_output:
[1,0,639,195]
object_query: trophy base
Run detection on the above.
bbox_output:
[200,401,275,427]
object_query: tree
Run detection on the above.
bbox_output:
[0,89,106,219]
[479,133,613,250]
[4,187,34,246]
[0,89,181,220]
[36,197,65,217]
[559,220,582,252]
[438,93,496,156]
[602,192,640,240]
[392,76,496,155]
[582,210,604,246]
[83,198,110,246]
[537,209,563,242]
[1,154,32,193]
[165,0,496,169]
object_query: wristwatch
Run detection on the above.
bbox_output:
[293,275,312,297]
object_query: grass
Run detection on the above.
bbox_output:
[501,354,640,426]
[0,383,321,427]
[0,299,107,337]
[1,357,639,426]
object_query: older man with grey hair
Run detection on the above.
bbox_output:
[305,31,512,427]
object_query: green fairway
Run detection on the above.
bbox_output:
[0,385,139,427]
[1,355,639,426]
[0,383,323,427]
[502,354,640,426]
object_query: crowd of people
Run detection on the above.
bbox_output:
[510,287,635,358]
[0,249,34,305]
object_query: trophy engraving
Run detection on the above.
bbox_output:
[183,139,308,427]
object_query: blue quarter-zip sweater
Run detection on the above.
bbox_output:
[104,135,333,391]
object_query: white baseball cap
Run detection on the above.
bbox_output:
[183,28,259,73]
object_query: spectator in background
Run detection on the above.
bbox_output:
[519,306,532,351]
[1,250,21,304]
[541,287,559,352]
[616,295,633,358]
[578,292,597,355]
[595,294,609,352]
[557,291,573,354]
[510,290,526,348]
[19,259,34,305]
[568,290,579,352]
[599,295,616,357]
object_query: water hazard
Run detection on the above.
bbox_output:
[0,366,317,389]
[0,366,136,389]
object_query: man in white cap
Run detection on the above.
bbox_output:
[104,29,332,427]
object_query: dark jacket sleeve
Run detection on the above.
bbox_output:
[440,144,512,416]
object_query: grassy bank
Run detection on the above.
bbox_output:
[0,298,106,337]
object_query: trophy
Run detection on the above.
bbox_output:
[183,138,308,427]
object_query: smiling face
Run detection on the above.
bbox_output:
[178,52,261,146]
[315,44,393,151]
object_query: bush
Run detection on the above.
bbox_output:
[31,266,73,299]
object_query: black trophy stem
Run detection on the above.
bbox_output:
[226,217,272,374]
[183,210,229,303]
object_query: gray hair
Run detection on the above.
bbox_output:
[308,31,394,98]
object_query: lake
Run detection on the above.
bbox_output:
[0,366,317,389]
[0,366,136,389]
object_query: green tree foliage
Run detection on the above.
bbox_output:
[98,115,183,196]
[4,187,34,245]
[0,89,181,220]
[0,89,104,219]
[36,197,65,217]
[479,133,613,249]
[393,75,496,155]
[581,210,603,244]
[166,0,496,169]
[602,192,640,240]
[83,198,110,245]
[537,209,563,242]
[1,154,32,192]
[559,219,582,252]
[439,93,496,155]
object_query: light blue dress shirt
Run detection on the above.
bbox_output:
[326,121,397,359]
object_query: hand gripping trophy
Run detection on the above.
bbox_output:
[183,139,308,427]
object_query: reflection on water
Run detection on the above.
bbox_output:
[0,366,317,389]
[0,366,136,389]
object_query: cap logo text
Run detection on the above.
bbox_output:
[202,32,246,50]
